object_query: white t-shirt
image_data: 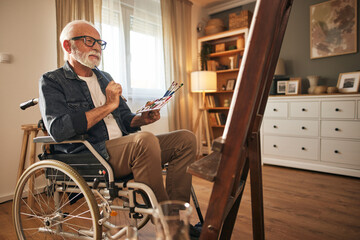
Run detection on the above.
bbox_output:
[79,73,123,140]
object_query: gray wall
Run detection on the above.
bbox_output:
[212,0,360,93]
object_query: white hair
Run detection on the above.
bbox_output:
[60,20,100,61]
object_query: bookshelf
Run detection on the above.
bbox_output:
[198,28,249,141]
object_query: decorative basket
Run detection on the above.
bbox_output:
[205,18,225,35]
[229,10,253,29]
[215,43,225,52]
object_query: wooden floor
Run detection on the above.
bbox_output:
[1,165,359,239]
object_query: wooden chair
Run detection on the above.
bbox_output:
[17,123,47,207]
[188,0,294,239]
[17,124,43,180]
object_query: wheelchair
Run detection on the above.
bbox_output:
[14,99,203,239]
[13,134,161,239]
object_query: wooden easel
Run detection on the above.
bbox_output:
[187,0,294,239]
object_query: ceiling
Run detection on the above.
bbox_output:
[191,0,227,7]
[191,0,256,14]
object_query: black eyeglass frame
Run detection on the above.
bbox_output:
[70,35,107,50]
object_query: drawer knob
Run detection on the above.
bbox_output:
[335,108,340,112]
[301,147,306,150]
[301,126,306,130]
[273,144,277,148]
[273,125,278,129]
[273,108,278,112]
[302,108,306,112]
[334,150,339,154]
[335,128,340,131]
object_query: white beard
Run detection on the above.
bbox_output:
[71,45,101,69]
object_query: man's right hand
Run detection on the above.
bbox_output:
[85,81,123,130]
[105,81,123,110]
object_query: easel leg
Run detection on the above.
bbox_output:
[219,193,242,240]
[249,133,265,240]
[219,159,249,240]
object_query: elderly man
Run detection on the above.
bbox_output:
[39,20,196,204]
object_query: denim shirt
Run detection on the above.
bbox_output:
[39,61,140,160]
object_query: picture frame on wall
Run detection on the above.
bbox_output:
[277,80,287,94]
[337,71,360,93]
[226,79,235,90]
[310,0,357,59]
[285,78,301,95]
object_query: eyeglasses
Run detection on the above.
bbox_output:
[70,35,107,50]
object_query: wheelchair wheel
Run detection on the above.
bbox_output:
[13,160,101,240]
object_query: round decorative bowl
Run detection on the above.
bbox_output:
[327,86,339,94]
[314,85,327,94]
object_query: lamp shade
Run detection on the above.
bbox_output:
[274,58,286,76]
[191,71,217,92]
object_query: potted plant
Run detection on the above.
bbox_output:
[200,43,212,70]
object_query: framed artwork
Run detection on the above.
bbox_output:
[277,80,288,94]
[286,78,301,95]
[337,71,360,93]
[226,79,235,90]
[310,0,357,59]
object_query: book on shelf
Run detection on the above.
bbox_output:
[206,95,221,108]
[208,113,218,126]
[206,95,213,107]
[209,112,227,126]
[219,113,227,125]
[207,60,218,71]
[236,54,241,68]
[213,95,220,107]
[215,113,221,125]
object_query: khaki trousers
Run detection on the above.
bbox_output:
[106,129,196,203]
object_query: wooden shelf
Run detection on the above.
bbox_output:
[216,69,239,73]
[198,27,249,41]
[210,90,234,94]
[207,107,230,110]
[198,27,249,141]
[209,49,244,57]
[211,125,225,128]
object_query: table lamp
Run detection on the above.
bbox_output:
[274,58,286,76]
[191,71,217,154]
[270,58,286,95]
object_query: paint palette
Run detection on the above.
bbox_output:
[135,82,183,114]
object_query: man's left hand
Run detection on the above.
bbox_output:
[130,101,161,127]
[141,100,160,124]
[142,109,160,124]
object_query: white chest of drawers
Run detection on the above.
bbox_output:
[261,94,360,177]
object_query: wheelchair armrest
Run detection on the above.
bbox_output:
[33,134,89,144]
[33,136,55,143]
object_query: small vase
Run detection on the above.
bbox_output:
[307,75,319,94]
